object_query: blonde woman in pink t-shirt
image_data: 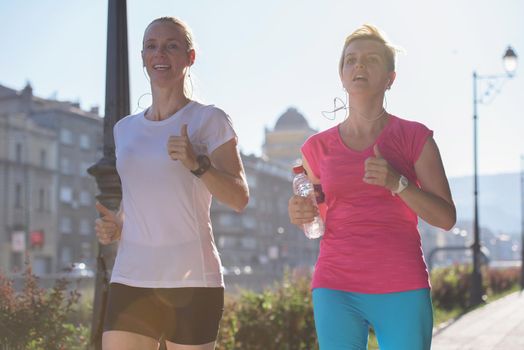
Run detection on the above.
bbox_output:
[288,24,456,350]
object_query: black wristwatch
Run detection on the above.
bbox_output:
[190,155,211,177]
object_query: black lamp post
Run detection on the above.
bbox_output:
[87,0,129,348]
[471,46,518,307]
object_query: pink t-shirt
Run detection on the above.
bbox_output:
[302,115,433,294]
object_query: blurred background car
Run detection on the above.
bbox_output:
[61,262,95,278]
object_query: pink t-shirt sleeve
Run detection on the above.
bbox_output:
[301,135,321,179]
[410,122,433,163]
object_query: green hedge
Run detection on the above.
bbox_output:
[217,271,318,350]
[430,265,520,310]
[1,264,520,349]
[217,265,521,349]
[0,266,88,350]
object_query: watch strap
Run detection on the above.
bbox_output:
[190,155,211,177]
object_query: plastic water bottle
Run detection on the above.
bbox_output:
[292,165,324,239]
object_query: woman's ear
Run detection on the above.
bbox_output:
[386,71,397,89]
[188,49,196,66]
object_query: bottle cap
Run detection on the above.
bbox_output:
[292,165,304,174]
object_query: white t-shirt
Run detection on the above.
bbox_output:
[111,101,236,288]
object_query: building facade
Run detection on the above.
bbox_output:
[212,154,320,291]
[262,107,316,167]
[213,108,320,291]
[0,83,102,275]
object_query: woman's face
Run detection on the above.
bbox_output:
[340,39,395,96]
[141,21,194,88]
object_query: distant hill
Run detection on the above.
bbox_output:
[449,173,522,234]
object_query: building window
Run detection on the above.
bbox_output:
[60,157,73,175]
[264,221,272,235]
[60,129,73,145]
[40,149,47,168]
[60,217,72,234]
[38,188,45,211]
[246,174,257,189]
[79,134,90,150]
[241,237,257,249]
[218,213,235,226]
[81,242,92,259]
[79,191,91,206]
[278,198,288,213]
[15,143,22,163]
[80,219,90,235]
[218,236,237,249]
[247,195,256,208]
[60,186,73,203]
[242,216,257,229]
[61,246,72,265]
[259,199,266,213]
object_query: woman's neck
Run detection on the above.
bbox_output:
[342,93,388,136]
[348,92,385,119]
[146,85,190,121]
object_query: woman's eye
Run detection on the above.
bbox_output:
[145,44,156,50]
[367,56,379,63]
[346,57,356,65]
[168,43,178,50]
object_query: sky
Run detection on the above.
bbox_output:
[1,0,523,178]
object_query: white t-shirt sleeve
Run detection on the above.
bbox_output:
[113,123,119,153]
[199,106,237,155]
[113,115,129,154]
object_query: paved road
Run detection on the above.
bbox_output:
[432,290,524,349]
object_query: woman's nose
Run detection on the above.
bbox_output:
[154,46,167,55]
[355,61,365,69]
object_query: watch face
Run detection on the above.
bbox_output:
[191,155,211,177]
[394,175,409,194]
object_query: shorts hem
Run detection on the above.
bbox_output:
[110,276,224,288]
[102,326,160,342]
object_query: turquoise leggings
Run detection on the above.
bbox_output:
[312,288,433,350]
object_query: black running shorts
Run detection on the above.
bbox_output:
[103,283,224,345]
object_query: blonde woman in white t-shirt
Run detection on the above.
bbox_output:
[94,17,249,350]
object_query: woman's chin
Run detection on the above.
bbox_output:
[151,76,180,89]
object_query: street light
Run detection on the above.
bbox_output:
[471,46,518,306]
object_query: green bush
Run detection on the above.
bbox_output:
[216,265,520,349]
[430,264,473,310]
[2,264,519,349]
[217,270,318,350]
[485,267,520,294]
[430,265,520,310]
[0,265,88,350]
